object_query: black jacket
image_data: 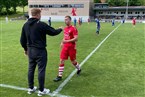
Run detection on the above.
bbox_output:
[20,18,62,51]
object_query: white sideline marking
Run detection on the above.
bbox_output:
[0,84,72,97]
[53,23,122,95]
[0,84,28,91]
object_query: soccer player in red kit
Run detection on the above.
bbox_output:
[132,17,136,27]
[78,18,81,26]
[54,16,81,82]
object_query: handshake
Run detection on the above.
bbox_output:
[59,26,64,30]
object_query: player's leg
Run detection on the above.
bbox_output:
[36,49,50,96]
[50,21,51,26]
[53,59,65,82]
[74,22,76,26]
[96,27,98,34]
[28,57,37,94]
[58,59,65,77]
[27,48,37,94]
[37,50,47,92]
[54,47,68,82]
[98,27,100,34]
[112,22,114,26]
[133,22,135,27]
[69,48,81,75]
[96,27,99,34]
[71,60,81,75]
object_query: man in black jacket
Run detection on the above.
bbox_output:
[20,8,62,96]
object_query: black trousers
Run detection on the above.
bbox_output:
[28,47,47,91]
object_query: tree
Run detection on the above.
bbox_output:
[108,0,126,6]
[143,0,145,5]
[3,0,11,15]
[1,0,28,15]
[129,0,141,6]
[94,0,101,3]
[107,0,144,6]
[11,0,19,13]
[19,0,28,14]
[0,0,4,15]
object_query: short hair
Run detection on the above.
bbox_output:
[65,15,72,20]
[31,8,41,16]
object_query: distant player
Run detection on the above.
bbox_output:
[71,8,77,16]
[132,17,136,27]
[53,16,81,82]
[74,18,77,26]
[122,18,125,24]
[48,17,51,26]
[88,18,90,24]
[80,17,83,25]
[112,18,115,26]
[78,18,81,26]
[95,18,100,35]
[5,16,8,23]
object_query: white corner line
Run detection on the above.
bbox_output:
[0,84,28,91]
[53,23,122,95]
[0,84,72,97]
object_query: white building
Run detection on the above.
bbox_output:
[28,0,94,21]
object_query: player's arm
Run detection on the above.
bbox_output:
[60,38,65,48]
[43,23,63,36]
[20,25,28,55]
[47,26,63,36]
[63,35,78,43]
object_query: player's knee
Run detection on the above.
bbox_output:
[71,60,77,64]
[60,59,65,64]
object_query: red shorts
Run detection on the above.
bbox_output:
[60,45,76,61]
[133,22,136,25]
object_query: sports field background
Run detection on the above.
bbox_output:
[0,21,145,97]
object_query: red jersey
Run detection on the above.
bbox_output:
[132,18,136,23]
[63,25,78,47]
[71,8,77,16]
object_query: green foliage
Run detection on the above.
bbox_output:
[3,0,11,14]
[11,0,20,13]
[19,0,28,14]
[107,0,144,6]
[129,0,141,6]
[0,0,3,12]
[0,0,28,15]
[94,0,101,3]
[108,0,125,6]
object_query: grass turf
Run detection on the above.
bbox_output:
[0,21,145,97]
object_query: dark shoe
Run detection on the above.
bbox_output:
[77,69,81,75]
[53,76,62,82]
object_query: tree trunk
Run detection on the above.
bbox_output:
[13,6,17,14]
[0,6,2,15]
[23,5,25,14]
[6,7,10,15]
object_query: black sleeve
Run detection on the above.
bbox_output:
[20,25,27,51]
[43,23,62,36]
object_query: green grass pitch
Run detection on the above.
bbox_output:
[0,21,145,97]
